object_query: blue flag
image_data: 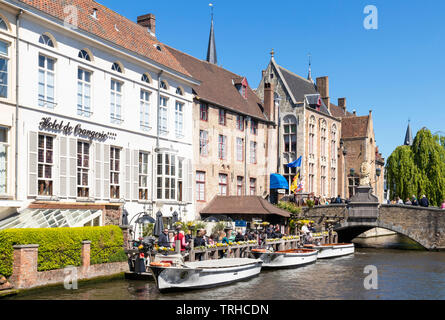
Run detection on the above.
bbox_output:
[287,156,302,168]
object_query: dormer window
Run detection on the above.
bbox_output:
[112,62,123,73]
[234,77,248,99]
[78,49,92,61]
[0,17,8,31]
[39,33,55,48]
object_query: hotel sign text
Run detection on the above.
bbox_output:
[39,117,110,141]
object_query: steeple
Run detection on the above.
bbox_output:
[307,53,313,82]
[404,120,413,146]
[206,3,217,64]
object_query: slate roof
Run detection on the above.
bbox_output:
[200,196,291,217]
[341,115,370,138]
[18,0,191,77]
[329,102,353,118]
[167,46,269,122]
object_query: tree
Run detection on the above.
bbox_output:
[386,128,445,206]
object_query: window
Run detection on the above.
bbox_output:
[156,153,175,200]
[199,130,209,156]
[77,69,91,117]
[200,103,208,121]
[331,167,336,197]
[218,109,226,125]
[321,165,326,196]
[308,163,315,193]
[219,173,228,196]
[250,141,257,164]
[348,176,360,198]
[160,80,168,90]
[110,80,122,123]
[283,116,297,153]
[110,147,120,199]
[236,138,244,161]
[141,73,151,84]
[77,141,90,198]
[283,163,296,193]
[139,89,150,130]
[0,40,8,98]
[111,62,122,73]
[175,101,184,137]
[236,115,244,131]
[159,96,168,134]
[0,127,8,194]
[0,17,8,31]
[237,176,243,196]
[38,55,55,108]
[78,49,91,61]
[39,34,54,47]
[177,158,183,202]
[250,178,256,196]
[176,87,183,95]
[309,117,315,155]
[321,121,327,158]
[218,135,226,160]
[251,120,258,135]
[139,152,149,200]
[331,125,337,161]
[196,171,205,201]
[37,135,53,196]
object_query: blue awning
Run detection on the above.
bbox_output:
[270,174,289,190]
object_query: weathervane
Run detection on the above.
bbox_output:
[209,3,214,20]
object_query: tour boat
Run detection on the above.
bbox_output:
[250,248,318,269]
[148,257,263,292]
[303,243,355,259]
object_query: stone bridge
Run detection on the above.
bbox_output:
[300,204,445,250]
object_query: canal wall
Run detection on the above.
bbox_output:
[8,242,128,290]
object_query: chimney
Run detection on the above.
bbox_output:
[137,14,156,36]
[338,97,346,115]
[316,76,329,111]
[264,82,275,122]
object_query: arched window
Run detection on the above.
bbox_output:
[111,62,123,73]
[283,115,297,153]
[160,80,169,90]
[320,120,327,158]
[141,73,151,84]
[309,116,316,155]
[0,16,9,31]
[176,86,183,96]
[331,124,337,161]
[78,49,92,61]
[39,33,55,48]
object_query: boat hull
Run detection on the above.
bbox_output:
[251,249,318,269]
[149,258,263,292]
[304,243,355,259]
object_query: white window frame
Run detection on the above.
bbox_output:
[175,101,184,137]
[139,151,149,200]
[38,54,56,108]
[37,134,54,196]
[250,141,257,164]
[0,40,9,99]
[140,89,151,131]
[77,141,90,198]
[237,176,243,196]
[159,96,168,134]
[236,137,244,161]
[218,135,226,160]
[0,126,9,195]
[219,173,228,196]
[77,68,92,117]
[196,171,205,201]
[110,147,120,199]
[110,79,123,124]
[199,130,209,157]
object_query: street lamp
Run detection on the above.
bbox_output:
[376,167,382,202]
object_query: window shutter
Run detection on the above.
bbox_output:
[95,142,102,199]
[103,144,110,199]
[186,158,193,203]
[132,150,139,201]
[68,138,77,198]
[125,148,131,200]
[59,136,68,198]
[28,131,38,197]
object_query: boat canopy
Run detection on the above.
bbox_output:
[270,174,289,190]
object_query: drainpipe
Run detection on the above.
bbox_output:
[156,70,163,149]
[15,9,23,201]
[245,116,250,195]
[152,70,163,208]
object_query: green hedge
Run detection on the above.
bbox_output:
[0,226,127,278]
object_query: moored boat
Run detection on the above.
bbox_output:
[303,243,354,259]
[148,257,263,292]
[251,248,318,269]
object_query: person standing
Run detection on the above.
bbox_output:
[173,226,187,251]
[419,195,429,207]
[158,228,170,248]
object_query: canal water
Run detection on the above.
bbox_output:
[7,235,445,300]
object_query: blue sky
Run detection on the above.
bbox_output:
[101,0,445,159]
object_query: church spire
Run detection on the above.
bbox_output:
[404,120,413,146]
[307,53,313,82]
[206,3,217,64]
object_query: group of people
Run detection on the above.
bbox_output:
[391,195,433,208]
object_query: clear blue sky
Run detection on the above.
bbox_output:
[101,0,445,159]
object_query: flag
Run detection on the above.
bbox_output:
[290,171,300,193]
[287,156,302,168]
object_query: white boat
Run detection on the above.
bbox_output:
[148,257,263,292]
[251,248,318,268]
[304,243,355,259]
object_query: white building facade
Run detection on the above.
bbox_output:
[0,0,199,229]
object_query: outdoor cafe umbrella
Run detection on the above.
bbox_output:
[153,210,164,237]
[172,211,179,225]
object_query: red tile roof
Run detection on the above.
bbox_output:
[330,102,352,118]
[18,0,190,76]
[200,196,290,217]
[341,115,369,138]
[167,46,269,122]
